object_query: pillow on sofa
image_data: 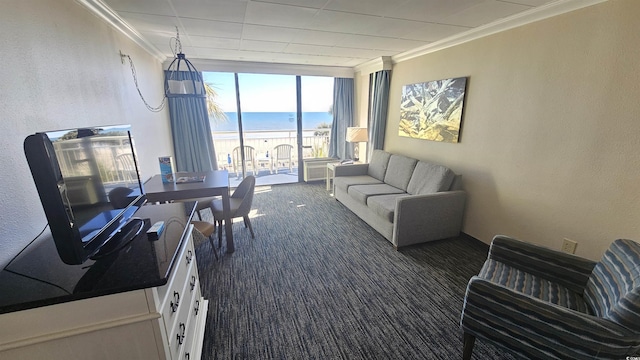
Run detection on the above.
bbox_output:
[384,155,418,191]
[407,161,455,195]
[367,150,392,181]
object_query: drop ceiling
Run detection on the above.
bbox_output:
[96,0,595,69]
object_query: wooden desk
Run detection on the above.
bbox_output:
[144,170,235,253]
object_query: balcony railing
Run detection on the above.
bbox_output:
[212,129,330,172]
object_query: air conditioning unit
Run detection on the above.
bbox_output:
[303,158,338,182]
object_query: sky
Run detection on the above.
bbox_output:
[202,72,333,113]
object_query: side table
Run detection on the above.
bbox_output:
[326,162,340,193]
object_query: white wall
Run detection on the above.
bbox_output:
[371,0,640,260]
[0,0,173,267]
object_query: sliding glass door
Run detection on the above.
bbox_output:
[204,71,333,187]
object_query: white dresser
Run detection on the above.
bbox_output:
[0,204,209,360]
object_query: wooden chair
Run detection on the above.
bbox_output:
[232,146,258,178]
[271,144,294,174]
[191,220,218,259]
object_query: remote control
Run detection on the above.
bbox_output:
[147,221,165,239]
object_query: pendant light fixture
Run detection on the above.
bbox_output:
[164,28,205,98]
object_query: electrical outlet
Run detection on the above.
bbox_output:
[562,238,577,254]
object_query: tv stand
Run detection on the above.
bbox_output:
[0,203,208,359]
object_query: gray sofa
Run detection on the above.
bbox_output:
[333,149,466,249]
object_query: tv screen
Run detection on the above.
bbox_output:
[24,125,146,264]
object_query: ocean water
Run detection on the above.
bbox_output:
[210,112,332,132]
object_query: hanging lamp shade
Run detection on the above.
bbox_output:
[164,52,205,98]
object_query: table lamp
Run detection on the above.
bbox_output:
[346,127,368,161]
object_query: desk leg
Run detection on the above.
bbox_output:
[222,193,234,253]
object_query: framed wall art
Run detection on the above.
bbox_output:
[399,77,468,143]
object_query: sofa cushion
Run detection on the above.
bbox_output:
[407,161,456,195]
[334,175,382,192]
[383,155,418,191]
[367,150,391,181]
[348,184,405,204]
[367,194,410,223]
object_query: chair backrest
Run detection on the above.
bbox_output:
[231,175,256,217]
[232,146,256,165]
[584,239,640,332]
[115,153,136,183]
[273,144,293,161]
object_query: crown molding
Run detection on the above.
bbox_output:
[76,0,166,61]
[392,0,607,65]
[354,56,393,75]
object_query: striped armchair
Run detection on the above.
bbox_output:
[460,235,640,359]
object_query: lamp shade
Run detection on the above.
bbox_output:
[346,127,368,143]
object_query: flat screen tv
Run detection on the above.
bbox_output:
[24,125,147,265]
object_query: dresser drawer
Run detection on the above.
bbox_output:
[161,251,198,335]
[168,275,201,359]
[181,284,203,360]
[156,230,195,303]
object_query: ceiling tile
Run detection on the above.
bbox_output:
[173,0,248,23]
[323,0,402,17]
[284,44,385,59]
[245,2,319,28]
[189,35,241,49]
[103,0,175,16]
[240,39,289,52]
[290,30,346,47]
[399,22,469,42]
[251,0,329,9]
[386,0,485,22]
[442,0,531,27]
[180,18,244,38]
[241,24,300,42]
[338,34,426,51]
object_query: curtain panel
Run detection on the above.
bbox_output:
[328,78,354,159]
[165,71,218,172]
[368,70,390,160]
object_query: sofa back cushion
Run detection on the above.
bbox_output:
[367,150,391,181]
[583,239,640,332]
[383,154,417,191]
[407,161,456,195]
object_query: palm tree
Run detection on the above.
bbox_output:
[204,82,228,125]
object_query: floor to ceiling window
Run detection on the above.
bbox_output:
[203,71,333,187]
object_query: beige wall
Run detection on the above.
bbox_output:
[376,0,640,260]
[0,0,172,267]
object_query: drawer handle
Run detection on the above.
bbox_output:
[170,291,180,313]
[177,322,186,345]
[190,275,196,291]
[194,300,200,315]
[186,250,193,265]
[185,353,190,360]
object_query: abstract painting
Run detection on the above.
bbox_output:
[399,77,468,142]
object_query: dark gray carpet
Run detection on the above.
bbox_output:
[193,182,517,359]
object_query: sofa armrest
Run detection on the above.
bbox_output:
[334,163,368,177]
[488,235,597,293]
[462,277,639,358]
[393,190,466,247]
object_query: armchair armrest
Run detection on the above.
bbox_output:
[393,190,466,247]
[489,235,597,294]
[334,163,368,177]
[462,277,640,358]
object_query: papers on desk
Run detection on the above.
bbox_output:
[175,175,206,184]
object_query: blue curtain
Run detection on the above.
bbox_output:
[165,71,218,172]
[368,70,390,160]
[328,78,354,159]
